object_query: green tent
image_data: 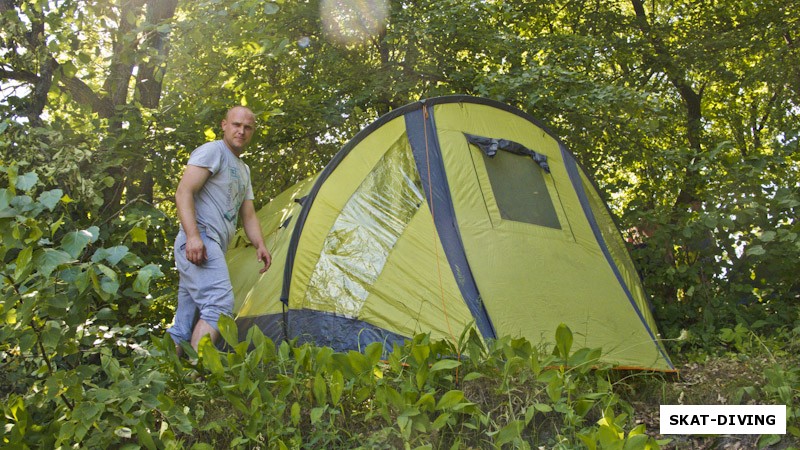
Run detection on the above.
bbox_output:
[228,96,674,371]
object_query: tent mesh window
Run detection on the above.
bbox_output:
[480,150,561,229]
[304,137,425,316]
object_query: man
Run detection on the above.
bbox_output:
[168,106,271,353]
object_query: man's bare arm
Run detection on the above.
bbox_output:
[240,199,271,273]
[175,165,212,265]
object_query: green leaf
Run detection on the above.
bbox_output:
[415,392,436,411]
[133,263,164,294]
[463,372,484,381]
[135,422,157,450]
[411,343,430,365]
[494,420,524,446]
[85,226,99,241]
[11,195,34,214]
[93,245,130,265]
[101,277,119,295]
[627,424,647,437]
[75,269,91,293]
[95,265,119,294]
[105,245,130,265]
[579,432,598,450]
[191,444,215,450]
[329,370,344,406]
[345,350,368,375]
[756,434,781,448]
[313,373,327,405]
[23,224,42,244]
[61,230,94,258]
[555,323,573,361]
[217,314,239,346]
[198,337,224,376]
[33,248,73,278]
[49,214,65,236]
[15,172,38,191]
[96,263,117,280]
[415,363,429,390]
[0,188,12,209]
[533,403,553,413]
[434,413,454,431]
[41,320,62,351]
[38,189,62,211]
[61,60,78,77]
[547,378,563,403]
[101,353,122,378]
[122,252,145,266]
[745,245,766,256]
[130,226,148,243]
[758,230,777,242]
[435,390,465,410]
[430,359,461,372]
[364,341,383,366]
[310,406,325,424]
[19,329,37,353]
[14,246,33,281]
[291,402,301,426]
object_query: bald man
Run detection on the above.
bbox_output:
[169,106,272,353]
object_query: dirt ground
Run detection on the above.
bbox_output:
[628,356,798,449]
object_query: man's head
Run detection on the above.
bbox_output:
[221,106,256,156]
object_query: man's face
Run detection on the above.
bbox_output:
[221,107,256,155]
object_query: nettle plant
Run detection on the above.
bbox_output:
[0,162,165,448]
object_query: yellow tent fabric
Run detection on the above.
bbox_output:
[228,96,674,371]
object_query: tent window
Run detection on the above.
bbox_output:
[304,137,424,316]
[468,135,561,229]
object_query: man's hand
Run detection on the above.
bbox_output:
[256,245,272,274]
[185,234,208,265]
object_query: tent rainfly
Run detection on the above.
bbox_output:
[227,96,674,371]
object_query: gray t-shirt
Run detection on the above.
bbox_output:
[183,140,254,252]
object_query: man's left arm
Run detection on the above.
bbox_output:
[240,199,272,273]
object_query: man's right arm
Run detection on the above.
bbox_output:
[176,165,212,265]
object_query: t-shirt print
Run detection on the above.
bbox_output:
[224,165,247,223]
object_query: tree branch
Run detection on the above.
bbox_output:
[26,56,57,125]
[630,0,703,208]
[58,67,115,118]
[0,67,39,83]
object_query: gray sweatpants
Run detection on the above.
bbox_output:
[168,231,234,344]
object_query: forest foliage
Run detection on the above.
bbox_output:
[1,0,798,447]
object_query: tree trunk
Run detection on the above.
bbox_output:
[124,0,179,205]
[630,0,704,208]
[136,0,179,109]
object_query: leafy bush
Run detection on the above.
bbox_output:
[143,319,667,449]
[0,161,167,448]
